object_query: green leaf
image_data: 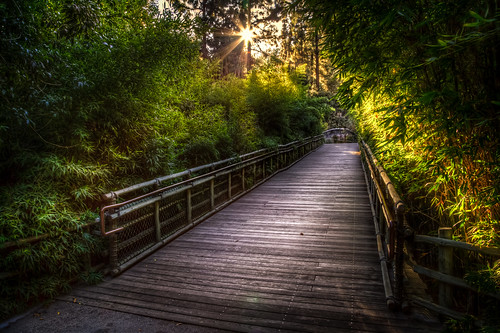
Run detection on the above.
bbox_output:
[464,22,480,28]
[469,10,485,21]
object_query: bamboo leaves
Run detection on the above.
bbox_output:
[298,0,500,255]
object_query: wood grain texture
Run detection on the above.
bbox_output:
[61,144,441,332]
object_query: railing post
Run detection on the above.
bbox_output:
[154,180,161,242]
[394,203,406,305]
[253,163,257,184]
[103,193,120,275]
[186,188,192,225]
[210,178,215,210]
[241,168,245,192]
[439,227,453,308]
[155,201,161,242]
[228,172,232,199]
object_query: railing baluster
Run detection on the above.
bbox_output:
[154,180,161,242]
[241,167,246,191]
[253,163,256,184]
[210,178,215,210]
[186,188,192,225]
[155,201,161,242]
[262,159,265,180]
[390,200,406,307]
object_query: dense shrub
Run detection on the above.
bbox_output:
[247,64,328,142]
[0,0,199,319]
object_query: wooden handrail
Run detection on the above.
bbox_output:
[414,235,500,257]
[359,139,500,320]
[359,139,407,309]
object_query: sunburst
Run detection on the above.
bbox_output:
[239,27,254,45]
[216,19,254,60]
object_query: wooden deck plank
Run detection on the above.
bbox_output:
[61,143,441,332]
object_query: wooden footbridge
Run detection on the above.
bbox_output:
[57,140,443,332]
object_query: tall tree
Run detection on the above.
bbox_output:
[167,0,286,75]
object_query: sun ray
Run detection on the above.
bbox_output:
[239,27,254,44]
[216,36,246,60]
[213,17,256,61]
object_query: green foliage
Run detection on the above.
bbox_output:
[79,270,104,286]
[0,0,198,320]
[443,316,477,333]
[247,64,328,142]
[297,0,500,243]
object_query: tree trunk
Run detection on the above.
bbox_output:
[246,0,252,73]
[315,30,320,89]
[201,0,209,58]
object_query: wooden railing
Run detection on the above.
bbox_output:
[359,139,500,324]
[407,229,500,325]
[99,135,324,275]
[359,140,406,310]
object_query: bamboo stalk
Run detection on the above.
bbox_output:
[0,220,98,250]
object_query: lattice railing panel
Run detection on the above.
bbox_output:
[191,182,212,221]
[213,175,229,207]
[159,192,186,238]
[115,204,156,265]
